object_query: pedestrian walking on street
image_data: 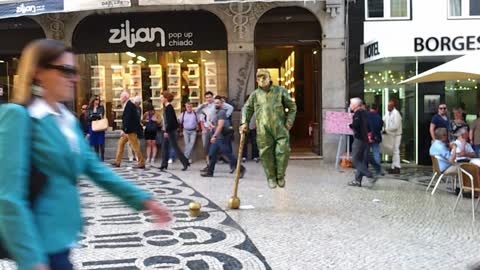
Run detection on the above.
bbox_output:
[242,112,259,162]
[111,91,145,169]
[179,102,198,163]
[159,92,190,171]
[87,95,106,161]
[348,97,377,187]
[201,96,245,178]
[0,39,170,270]
[142,104,161,164]
[241,69,296,188]
[367,104,383,176]
[383,99,402,174]
[197,91,233,172]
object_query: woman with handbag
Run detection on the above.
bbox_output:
[0,39,171,270]
[142,104,161,164]
[87,95,106,161]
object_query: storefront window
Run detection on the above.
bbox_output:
[76,50,227,130]
[364,59,416,163]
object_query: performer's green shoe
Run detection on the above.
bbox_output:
[267,179,277,189]
[277,178,285,188]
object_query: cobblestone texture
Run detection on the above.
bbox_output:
[1,160,480,270]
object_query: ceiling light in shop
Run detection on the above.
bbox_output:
[136,60,142,64]
[365,71,369,75]
[137,56,146,61]
[313,50,318,55]
[188,59,194,63]
[191,51,198,53]
[178,59,184,63]
[0,60,4,63]
[201,59,206,62]
[126,51,136,57]
[205,50,211,54]
[128,60,134,64]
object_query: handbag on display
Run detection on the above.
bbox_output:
[92,118,108,132]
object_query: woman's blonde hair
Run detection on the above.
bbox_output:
[12,39,72,105]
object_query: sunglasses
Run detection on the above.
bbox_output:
[439,107,447,110]
[44,64,78,78]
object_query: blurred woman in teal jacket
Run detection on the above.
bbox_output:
[0,39,171,270]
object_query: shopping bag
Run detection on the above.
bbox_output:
[380,133,394,156]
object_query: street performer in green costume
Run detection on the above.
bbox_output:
[240,69,297,189]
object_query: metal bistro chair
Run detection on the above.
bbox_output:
[455,163,480,221]
[427,155,458,195]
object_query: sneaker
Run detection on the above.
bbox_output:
[347,180,362,187]
[253,158,260,163]
[188,159,193,164]
[200,166,209,173]
[242,157,247,163]
[168,159,173,164]
[277,178,286,188]
[267,179,277,189]
[366,175,379,185]
[111,162,120,167]
[128,158,134,162]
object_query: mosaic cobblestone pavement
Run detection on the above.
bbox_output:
[0,165,270,270]
[2,161,480,270]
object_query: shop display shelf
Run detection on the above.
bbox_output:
[149,75,162,79]
[113,109,124,112]
[114,119,123,122]
[113,87,124,91]
[150,86,162,89]
[91,76,103,80]
[151,97,161,100]
[113,98,121,101]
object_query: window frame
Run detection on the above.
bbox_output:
[365,0,412,21]
[448,0,480,19]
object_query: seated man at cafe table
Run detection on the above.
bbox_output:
[453,127,475,161]
[430,127,458,173]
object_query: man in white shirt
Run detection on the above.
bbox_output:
[454,127,475,160]
[383,100,403,174]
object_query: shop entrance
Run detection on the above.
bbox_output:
[254,7,322,153]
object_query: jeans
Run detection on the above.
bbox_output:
[161,130,189,168]
[183,129,197,159]
[474,145,480,158]
[243,129,259,159]
[169,144,175,160]
[49,250,73,270]
[368,143,382,174]
[207,136,237,175]
[352,139,373,182]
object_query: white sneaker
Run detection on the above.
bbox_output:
[128,158,134,162]
[168,159,173,164]
[188,159,193,164]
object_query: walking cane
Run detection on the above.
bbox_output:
[227,130,246,209]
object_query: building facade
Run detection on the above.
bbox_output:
[353,0,480,165]
[0,1,346,160]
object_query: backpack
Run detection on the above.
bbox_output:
[145,113,158,133]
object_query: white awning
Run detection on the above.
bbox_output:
[399,52,480,84]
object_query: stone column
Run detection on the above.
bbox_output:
[321,37,347,162]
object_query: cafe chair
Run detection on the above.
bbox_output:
[455,163,480,221]
[427,155,458,195]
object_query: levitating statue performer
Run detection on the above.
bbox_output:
[240,69,297,189]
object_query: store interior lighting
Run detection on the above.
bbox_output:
[128,60,134,64]
[126,51,136,57]
[137,56,146,61]
[136,60,142,64]
[178,58,184,63]
[205,50,211,54]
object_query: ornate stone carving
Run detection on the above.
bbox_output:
[222,2,271,41]
[46,13,66,40]
[326,0,342,18]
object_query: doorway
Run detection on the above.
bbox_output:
[254,7,322,153]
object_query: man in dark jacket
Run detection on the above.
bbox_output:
[348,97,377,187]
[78,104,89,136]
[367,104,384,176]
[112,91,145,168]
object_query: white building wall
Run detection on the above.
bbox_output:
[364,0,480,59]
